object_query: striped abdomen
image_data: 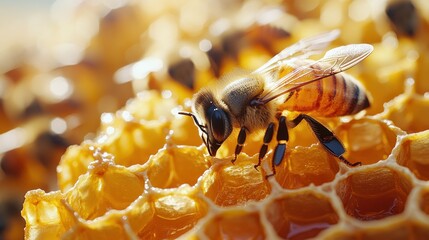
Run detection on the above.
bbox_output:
[278,72,370,117]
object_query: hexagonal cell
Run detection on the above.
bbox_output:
[419,187,429,215]
[410,221,429,239]
[56,196,154,240]
[274,144,339,189]
[57,143,100,192]
[396,130,429,180]
[65,158,146,220]
[201,154,271,206]
[335,118,399,165]
[147,146,210,188]
[360,221,429,239]
[203,210,265,239]
[97,117,170,166]
[138,193,208,239]
[22,189,76,239]
[320,220,429,240]
[336,167,412,221]
[265,190,339,239]
[381,90,429,133]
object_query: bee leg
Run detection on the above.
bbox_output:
[254,122,275,171]
[266,116,289,179]
[232,127,247,164]
[291,114,361,167]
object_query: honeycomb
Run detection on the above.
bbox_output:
[12,0,429,239]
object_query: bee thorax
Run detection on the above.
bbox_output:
[235,103,274,132]
[221,76,264,116]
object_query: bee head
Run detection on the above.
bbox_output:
[203,103,232,156]
[179,90,232,156]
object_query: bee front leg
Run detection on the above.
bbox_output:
[255,122,275,171]
[232,127,247,164]
[266,116,289,179]
[291,114,361,167]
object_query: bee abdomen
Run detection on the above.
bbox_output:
[343,76,370,115]
[280,73,370,117]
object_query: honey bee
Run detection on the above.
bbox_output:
[179,30,373,178]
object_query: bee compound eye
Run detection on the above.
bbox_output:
[204,104,232,156]
[210,109,227,141]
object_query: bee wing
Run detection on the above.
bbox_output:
[253,29,340,75]
[257,44,374,104]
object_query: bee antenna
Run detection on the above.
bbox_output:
[177,111,207,133]
[178,111,192,116]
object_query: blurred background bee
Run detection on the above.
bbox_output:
[180,30,373,177]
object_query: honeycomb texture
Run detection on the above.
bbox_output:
[21,0,429,239]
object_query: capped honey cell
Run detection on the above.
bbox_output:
[201,154,271,206]
[147,146,210,189]
[97,116,169,167]
[57,143,101,192]
[64,157,145,220]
